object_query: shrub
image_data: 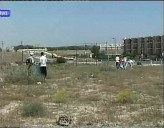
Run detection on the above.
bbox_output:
[116,89,134,103]
[52,90,69,103]
[4,65,42,85]
[56,57,66,63]
[22,101,46,117]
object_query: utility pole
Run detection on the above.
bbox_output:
[75,44,77,66]
[105,42,108,54]
[85,43,87,64]
[105,42,108,64]
[112,38,117,55]
[21,41,23,63]
[1,41,4,62]
[96,43,97,65]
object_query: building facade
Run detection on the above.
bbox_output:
[123,35,164,59]
[100,43,123,55]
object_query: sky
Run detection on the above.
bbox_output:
[0,1,163,47]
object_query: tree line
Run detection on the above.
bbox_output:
[13,45,95,51]
[13,45,110,60]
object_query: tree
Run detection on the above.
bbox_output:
[56,57,66,63]
[14,45,34,51]
[124,52,137,59]
[91,45,100,59]
[99,51,108,60]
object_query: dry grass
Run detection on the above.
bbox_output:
[0,53,163,126]
[0,52,27,64]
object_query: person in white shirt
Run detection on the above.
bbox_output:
[115,55,120,70]
[39,52,47,80]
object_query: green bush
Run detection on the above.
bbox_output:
[52,90,69,103]
[22,101,46,117]
[116,89,134,103]
[56,57,66,63]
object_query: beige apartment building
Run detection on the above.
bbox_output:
[123,35,164,59]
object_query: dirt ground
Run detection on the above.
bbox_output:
[0,52,163,127]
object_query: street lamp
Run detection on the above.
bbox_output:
[112,38,116,55]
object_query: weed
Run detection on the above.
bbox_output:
[21,101,46,117]
[51,90,69,103]
[116,89,134,103]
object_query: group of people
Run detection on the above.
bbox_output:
[115,55,128,70]
[26,52,47,81]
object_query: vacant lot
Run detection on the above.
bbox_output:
[0,52,163,127]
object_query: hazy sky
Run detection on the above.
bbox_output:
[0,1,163,47]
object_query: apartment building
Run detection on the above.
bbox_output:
[123,35,164,59]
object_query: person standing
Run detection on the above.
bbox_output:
[39,52,47,81]
[123,56,127,70]
[115,55,120,70]
[26,52,35,77]
[119,56,124,69]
